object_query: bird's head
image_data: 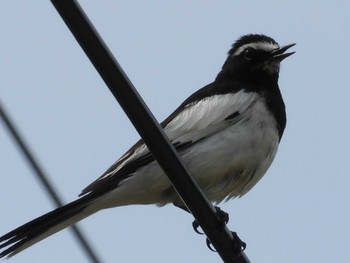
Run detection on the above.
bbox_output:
[217,34,295,84]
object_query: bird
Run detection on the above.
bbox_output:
[0,34,294,258]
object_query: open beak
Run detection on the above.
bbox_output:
[270,43,296,61]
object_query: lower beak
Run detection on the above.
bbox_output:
[270,43,296,61]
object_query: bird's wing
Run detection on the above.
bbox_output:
[79,84,258,196]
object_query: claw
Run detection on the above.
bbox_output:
[192,220,204,235]
[206,231,246,253]
[181,204,246,253]
[206,238,216,252]
[191,206,229,235]
[207,207,246,253]
[231,231,246,252]
[214,206,229,226]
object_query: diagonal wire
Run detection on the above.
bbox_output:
[50,1,249,262]
[0,100,101,263]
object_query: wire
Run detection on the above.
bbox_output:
[50,1,250,262]
[0,100,101,263]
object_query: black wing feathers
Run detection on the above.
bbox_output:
[79,139,199,196]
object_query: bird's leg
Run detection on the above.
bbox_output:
[173,203,246,252]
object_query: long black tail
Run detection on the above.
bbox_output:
[0,194,98,258]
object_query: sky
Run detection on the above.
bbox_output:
[0,1,349,263]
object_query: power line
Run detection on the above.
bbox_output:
[0,100,101,263]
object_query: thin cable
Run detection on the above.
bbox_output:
[0,100,101,263]
[50,1,249,262]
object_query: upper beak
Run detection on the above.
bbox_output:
[270,43,296,61]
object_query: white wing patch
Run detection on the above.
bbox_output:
[164,91,258,143]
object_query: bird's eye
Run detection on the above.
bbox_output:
[243,48,254,61]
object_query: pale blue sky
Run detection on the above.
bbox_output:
[1,1,349,262]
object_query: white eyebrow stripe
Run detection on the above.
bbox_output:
[232,42,279,57]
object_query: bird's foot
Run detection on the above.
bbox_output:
[230,231,247,252]
[206,231,246,253]
[173,203,246,253]
[192,206,245,253]
[192,206,229,234]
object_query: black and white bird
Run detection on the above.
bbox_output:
[0,34,294,258]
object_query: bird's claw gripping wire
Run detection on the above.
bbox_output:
[192,206,246,253]
[173,203,246,253]
[192,220,203,234]
[231,231,247,252]
[192,206,229,234]
[206,231,246,252]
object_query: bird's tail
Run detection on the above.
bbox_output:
[0,194,99,258]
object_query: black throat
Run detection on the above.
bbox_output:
[261,82,286,140]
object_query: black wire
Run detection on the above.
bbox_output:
[50,1,249,262]
[0,100,101,263]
